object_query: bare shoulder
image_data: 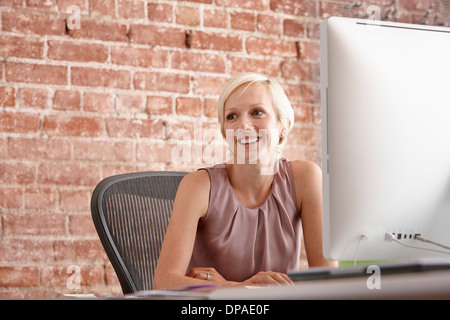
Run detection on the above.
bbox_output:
[181,170,209,187]
[290,159,322,189]
[179,169,210,190]
[174,169,210,219]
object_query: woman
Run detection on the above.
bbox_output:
[153,73,337,290]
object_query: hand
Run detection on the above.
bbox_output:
[186,267,227,283]
[243,271,293,287]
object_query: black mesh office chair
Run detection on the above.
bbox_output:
[91,171,187,294]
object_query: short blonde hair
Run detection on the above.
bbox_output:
[217,73,294,147]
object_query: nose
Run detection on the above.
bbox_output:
[236,114,254,131]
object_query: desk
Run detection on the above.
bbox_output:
[208,269,450,299]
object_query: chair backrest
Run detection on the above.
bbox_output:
[91,171,187,294]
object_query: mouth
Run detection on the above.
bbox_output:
[237,136,261,146]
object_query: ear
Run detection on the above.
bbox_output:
[279,120,291,138]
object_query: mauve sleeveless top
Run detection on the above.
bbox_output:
[187,158,302,282]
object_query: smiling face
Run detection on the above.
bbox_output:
[223,82,281,164]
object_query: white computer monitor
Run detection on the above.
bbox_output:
[321,17,450,262]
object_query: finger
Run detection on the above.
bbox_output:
[274,273,293,285]
[186,268,204,278]
[262,272,292,286]
[186,268,213,281]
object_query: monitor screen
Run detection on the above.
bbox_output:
[320,17,450,262]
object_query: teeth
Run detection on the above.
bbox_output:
[238,137,260,144]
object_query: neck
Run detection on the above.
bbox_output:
[225,161,277,208]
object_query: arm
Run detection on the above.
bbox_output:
[292,160,338,268]
[153,170,217,290]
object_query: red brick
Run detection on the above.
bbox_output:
[134,72,190,93]
[176,97,202,116]
[300,41,320,62]
[166,120,195,140]
[118,0,146,19]
[270,0,316,16]
[136,141,175,163]
[0,187,23,209]
[41,264,104,287]
[300,83,320,104]
[59,189,90,213]
[281,61,313,82]
[246,37,297,57]
[188,31,243,52]
[3,213,65,235]
[83,91,114,113]
[71,67,131,89]
[129,24,186,48]
[53,240,107,261]
[176,6,200,26]
[146,96,173,115]
[289,127,321,147]
[171,51,226,73]
[148,3,173,22]
[25,187,58,210]
[229,57,279,77]
[306,21,321,40]
[0,267,39,287]
[38,163,101,186]
[216,0,267,10]
[0,239,54,262]
[283,83,301,104]
[204,98,218,118]
[18,87,48,109]
[0,112,39,133]
[183,0,212,3]
[58,0,87,12]
[230,11,255,31]
[319,1,354,19]
[111,46,168,68]
[40,265,74,287]
[44,115,104,137]
[312,106,321,125]
[284,19,306,38]
[203,8,227,28]
[53,90,81,111]
[116,93,145,114]
[73,140,134,162]
[0,163,35,185]
[48,40,108,63]
[69,214,97,236]
[0,34,44,59]
[257,14,282,35]
[90,0,116,17]
[68,19,128,42]
[105,263,120,286]
[293,104,312,124]
[192,76,230,95]
[8,137,71,160]
[5,62,67,85]
[0,137,6,158]
[0,86,15,107]
[1,11,65,35]
[102,164,142,178]
[106,118,164,139]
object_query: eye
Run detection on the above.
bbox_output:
[226,113,237,121]
[252,109,264,116]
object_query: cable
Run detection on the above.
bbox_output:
[414,235,450,251]
[385,232,450,255]
[354,235,367,265]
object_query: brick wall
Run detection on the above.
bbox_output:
[0,0,448,298]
